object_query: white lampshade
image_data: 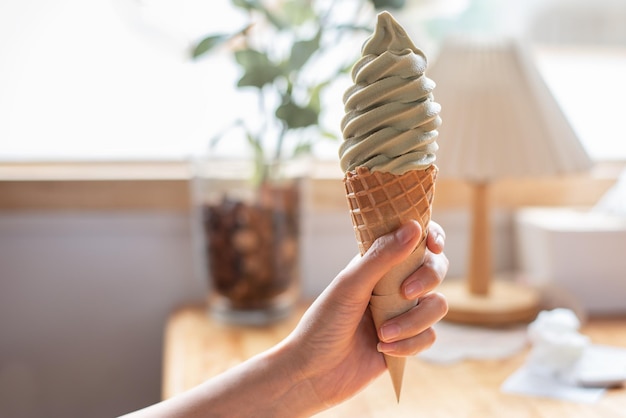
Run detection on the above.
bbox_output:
[429,38,592,181]
[429,37,594,325]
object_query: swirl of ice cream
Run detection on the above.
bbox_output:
[339,12,441,175]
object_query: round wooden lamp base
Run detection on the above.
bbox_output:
[438,279,541,326]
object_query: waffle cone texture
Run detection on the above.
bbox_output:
[343,164,438,400]
[344,165,437,256]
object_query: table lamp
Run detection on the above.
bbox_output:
[429,38,592,325]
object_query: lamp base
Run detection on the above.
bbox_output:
[438,279,541,326]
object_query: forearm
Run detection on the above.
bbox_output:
[191,340,322,418]
[122,339,321,418]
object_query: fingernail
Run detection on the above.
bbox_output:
[405,280,423,298]
[395,222,416,245]
[377,342,396,354]
[380,324,400,341]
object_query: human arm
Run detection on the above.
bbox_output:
[122,220,448,417]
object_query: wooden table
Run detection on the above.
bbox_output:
[162,304,626,417]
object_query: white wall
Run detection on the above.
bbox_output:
[0,212,204,418]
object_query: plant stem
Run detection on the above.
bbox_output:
[273,121,287,170]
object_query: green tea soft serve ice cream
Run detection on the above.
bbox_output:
[340,11,441,401]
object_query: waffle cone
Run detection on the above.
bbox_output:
[343,164,438,401]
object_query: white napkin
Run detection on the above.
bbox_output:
[418,321,528,364]
[501,309,626,403]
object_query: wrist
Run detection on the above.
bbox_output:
[261,338,326,417]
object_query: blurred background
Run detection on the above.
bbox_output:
[1,0,625,160]
[1,0,625,416]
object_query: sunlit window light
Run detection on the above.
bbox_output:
[0,0,624,162]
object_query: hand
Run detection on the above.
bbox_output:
[281,220,449,413]
[122,220,449,418]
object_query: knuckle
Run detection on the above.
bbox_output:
[423,327,437,349]
[442,253,450,270]
[407,328,437,356]
[367,241,384,260]
[432,292,449,318]
[420,292,449,319]
[365,233,397,264]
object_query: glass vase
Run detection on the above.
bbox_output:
[191,159,302,325]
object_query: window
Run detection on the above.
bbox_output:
[533,46,626,161]
[0,0,250,160]
[1,0,624,162]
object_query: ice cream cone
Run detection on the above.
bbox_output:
[339,11,441,401]
[343,164,437,400]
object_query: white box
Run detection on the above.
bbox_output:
[515,207,626,314]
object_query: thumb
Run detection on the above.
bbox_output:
[332,220,423,302]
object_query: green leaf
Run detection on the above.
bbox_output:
[293,142,312,156]
[237,0,286,30]
[308,80,331,113]
[275,102,318,129]
[321,130,339,141]
[232,0,261,11]
[282,0,316,26]
[235,49,284,88]
[370,0,406,9]
[192,24,253,59]
[288,31,321,72]
[261,9,287,30]
[333,23,373,33]
[232,0,286,30]
[192,34,229,58]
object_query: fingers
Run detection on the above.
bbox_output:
[399,220,448,299]
[377,292,448,356]
[376,228,449,356]
[401,250,449,299]
[333,220,446,302]
[332,220,423,301]
[426,220,446,255]
[378,327,438,357]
